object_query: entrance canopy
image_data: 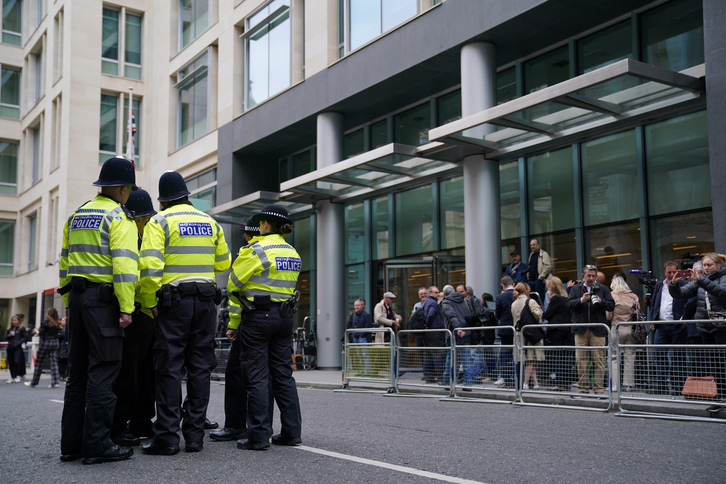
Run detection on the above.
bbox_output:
[279,143,461,204]
[429,59,705,159]
[206,190,313,224]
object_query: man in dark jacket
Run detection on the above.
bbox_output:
[421,286,444,383]
[494,276,515,386]
[566,265,615,394]
[440,285,474,387]
[505,250,528,283]
[348,299,372,376]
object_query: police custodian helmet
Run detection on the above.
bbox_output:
[244,216,260,236]
[125,188,156,218]
[94,156,138,189]
[157,171,191,202]
[251,204,292,226]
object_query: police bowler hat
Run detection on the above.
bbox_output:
[125,189,156,218]
[252,204,292,226]
[157,171,191,202]
[94,156,138,190]
[244,216,260,236]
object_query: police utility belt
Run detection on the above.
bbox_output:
[156,282,223,307]
[57,277,115,302]
[232,290,300,318]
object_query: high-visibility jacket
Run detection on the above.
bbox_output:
[139,202,231,309]
[134,232,154,318]
[227,234,301,329]
[228,299,242,330]
[59,194,139,314]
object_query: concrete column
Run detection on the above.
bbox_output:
[461,42,500,298]
[315,112,344,369]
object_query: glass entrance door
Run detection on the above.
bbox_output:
[383,260,435,332]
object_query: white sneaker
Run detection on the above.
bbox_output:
[523,383,529,390]
[6,379,13,384]
[494,378,505,386]
[14,376,22,383]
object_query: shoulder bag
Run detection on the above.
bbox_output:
[705,295,726,328]
[629,295,649,343]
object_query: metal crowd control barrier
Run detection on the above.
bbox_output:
[338,328,396,393]
[615,320,726,423]
[515,323,613,412]
[212,337,231,380]
[389,329,454,397]
[440,326,518,404]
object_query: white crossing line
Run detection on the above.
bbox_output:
[50,399,64,404]
[296,445,487,484]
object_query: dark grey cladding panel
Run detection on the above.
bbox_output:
[704,0,726,252]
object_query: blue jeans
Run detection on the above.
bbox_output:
[442,335,474,386]
[352,334,371,375]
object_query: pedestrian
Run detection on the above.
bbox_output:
[26,307,62,388]
[511,283,544,390]
[495,276,516,387]
[505,250,528,283]
[373,292,401,343]
[607,276,640,393]
[228,204,303,450]
[110,189,157,447]
[59,156,138,465]
[5,314,27,384]
[139,171,231,456]
[421,286,445,383]
[440,285,474,388]
[542,276,571,390]
[350,299,372,376]
[526,238,552,303]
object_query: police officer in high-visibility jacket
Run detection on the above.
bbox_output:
[59,156,138,465]
[111,189,157,447]
[228,205,302,450]
[139,171,230,456]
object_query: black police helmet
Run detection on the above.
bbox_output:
[244,216,260,236]
[125,189,156,218]
[94,156,138,190]
[251,204,292,226]
[157,171,191,202]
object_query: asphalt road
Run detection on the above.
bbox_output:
[2,375,724,484]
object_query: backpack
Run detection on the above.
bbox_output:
[516,298,545,344]
[409,307,426,330]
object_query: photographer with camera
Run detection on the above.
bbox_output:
[566,265,615,394]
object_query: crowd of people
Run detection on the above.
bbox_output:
[346,239,726,403]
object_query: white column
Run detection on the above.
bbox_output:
[315,112,344,369]
[461,42,501,298]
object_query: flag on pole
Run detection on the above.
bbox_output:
[126,89,136,168]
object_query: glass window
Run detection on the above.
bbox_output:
[497,67,517,105]
[394,102,430,147]
[292,149,312,178]
[246,1,291,109]
[0,220,14,275]
[532,231,578,283]
[186,167,216,191]
[500,161,520,240]
[348,0,417,52]
[28,214,37,271]
[395,184,433,257]
[370,119,388,149]
[34,48,42,103]
[642,0,704,72]
[99,93,117,160]
[2,0,22,46]
[187,167,217,211]
[524,46,569,95]
[645,110,710,217]
[372,195,389,260]
[124,13,142,80]
[585,222,642,286]
[0,141,17,195]
[36,0,42,25]
[582,129,638,226]
[279,157,291,183]
[578,20,631,74]
[31,126,40,184]
[527,146,575,233]
[122,97,140,163]
[345,263,365,316]
[102,8,119,75]
[440,177,464,250]
[345,202,365,264]
[650,211,713,277]
[180,0,209,49]
[292,216,312,272]
[177,51,209,147]
[0,67,20,119]
[437,90,461,126]
[344,129,364,159]
[189,187,215,211]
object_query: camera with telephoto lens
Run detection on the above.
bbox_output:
[591,282,601,305]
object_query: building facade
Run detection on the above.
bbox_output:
[1,0,723,369]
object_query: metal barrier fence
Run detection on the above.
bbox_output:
[392,329,454,397]
[338,328,396,393]
[615,320,726,422]
[515,323,613,412]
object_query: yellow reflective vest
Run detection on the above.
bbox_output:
[227,234,301,330]
[138,202,231,309]
[228,298,242,330]
[59,194,139,314]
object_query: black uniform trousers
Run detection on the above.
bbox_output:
[7,345,26,378]
[61,284,124,457]
[128,327,156,437]
[111,311,155,438]
[240,307,301,444]
[153,293,216,446]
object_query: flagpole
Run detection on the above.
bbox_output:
[126,87,135,167]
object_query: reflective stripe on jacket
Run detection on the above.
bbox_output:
[59,194,139,313]
[139,202,231,309]
[227,234,301,324]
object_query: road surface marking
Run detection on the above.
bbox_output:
[50,399,64,404]
[297,445,487,484]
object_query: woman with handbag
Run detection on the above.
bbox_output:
[5,314,27,383]
[25,307,62,388]
[543,277,573,391]
[670,253,726,401]
[607,277,640,392]
[511,283,544,390]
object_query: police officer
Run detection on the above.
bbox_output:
[139,171,231,455]
[111,189,156,447]
[228,205,302,450]
[59,156,138,465]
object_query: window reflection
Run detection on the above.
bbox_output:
[349,0,417,52]
[500,161,520,240]
[372,196,389,260]
[440,177,464,250]
[247,2,291,108]
[345,203,365,264]
[528,147,575,234]
[394,102,430,146]
[585,222,642,286]
[650,211,714,277]
[642,0,704,72]
[395,184,433,257]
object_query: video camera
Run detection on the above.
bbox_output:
[680,252,702,270]
[628,269,658,302]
